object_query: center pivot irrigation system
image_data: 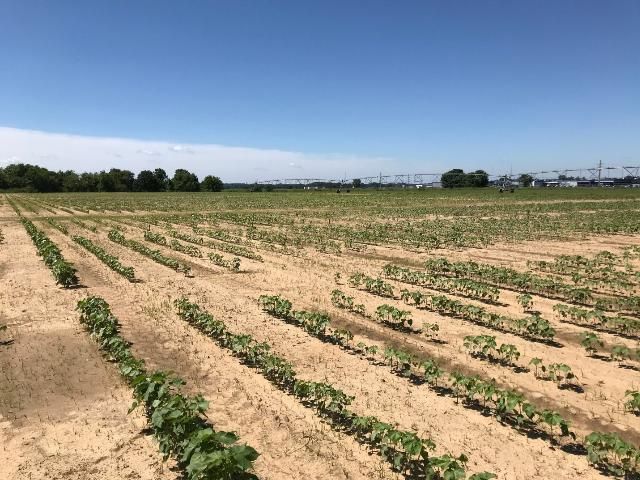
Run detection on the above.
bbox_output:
[255,162,640,187]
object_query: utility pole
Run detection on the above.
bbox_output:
[379,172,382,190]
[598,160,602,186]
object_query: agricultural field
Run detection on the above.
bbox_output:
[1,188,640,480]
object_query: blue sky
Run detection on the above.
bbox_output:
[1,1,639,181]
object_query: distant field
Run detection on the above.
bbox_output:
[1,188,640,480]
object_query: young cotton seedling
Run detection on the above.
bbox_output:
[516,293,533,313]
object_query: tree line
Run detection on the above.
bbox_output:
[0,163,223,193]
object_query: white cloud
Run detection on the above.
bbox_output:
[170,145,195,154]
[137,149,159,156]
[0,126,398,182]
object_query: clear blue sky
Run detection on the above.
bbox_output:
[1,0,639,177]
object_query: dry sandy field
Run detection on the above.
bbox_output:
[1,189,639,480]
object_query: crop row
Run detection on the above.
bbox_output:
[144,230,203,258]
[333,290,581,392]
[529,256,638,294]
[398,288,557,342]
[258,297,573,440]
[553,304,640,339]
[258,295,640,477]
[381,265,501,303]
[421,258,640,314]
[72,235,135,281]
[331,289,440,338]
[208,252,241,272]
[108,229,191,275]
[20,216,79,287]
[70,217,98,232]
[76,296,259,479]
[175,298,493,479]
[166,228,263,261]
[46,217,69,234]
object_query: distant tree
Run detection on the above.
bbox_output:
[441,169,467,188]
[108,168,135,192]
[60,170,80,192]
[352,178,362,188]
[441,168,489,188]
[135,170,160,191]
[153,168,170,191]
[97,171,115,191]
[78,172,99,192]
[519,174,534,187]
[171,169,200,191]
[201,175,224,192]
[468,170,489,187]
[249,183,263,192]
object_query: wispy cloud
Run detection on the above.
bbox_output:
[0,126,399,182]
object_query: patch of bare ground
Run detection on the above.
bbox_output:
[0,221,176,480]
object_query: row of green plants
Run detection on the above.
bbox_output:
[25,189,640,251]
[333,288,577,391]
[463,335,520,365]
[528,254,638,294]
[579,332,640,366]
[208,253,241,272]
[421,257,640,314]
[584,432,640,477]
[166,228,263,261]
[528,359,579,390]
[528,250,635,272]
[382,265,501,303]
[76,296,259,479]
[348,273,395,297]
[21,216,79,287]
[45,217,69,234]
[141,227,241,271]
[108,230,191,275]
[553,304,640,339]
[258,294,640,477]
[399,288,556,342]
[258,296,579,444]
[70,217,98,232]
[331,289,440,338]
[72,235,136,281]
[144,230,203,258]
[464,335,582,393]
[175,297,491,479]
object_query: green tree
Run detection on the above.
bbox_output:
[352,178,362,188]
[441,169,467,188]
[171,169,200,191]
[201,175,224,192]
[468,170,489,187]
[153,168,169,190]
[108,168,135,191]
[519,174,534,187]
[135,170,161,191]
[61,170,81,192]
